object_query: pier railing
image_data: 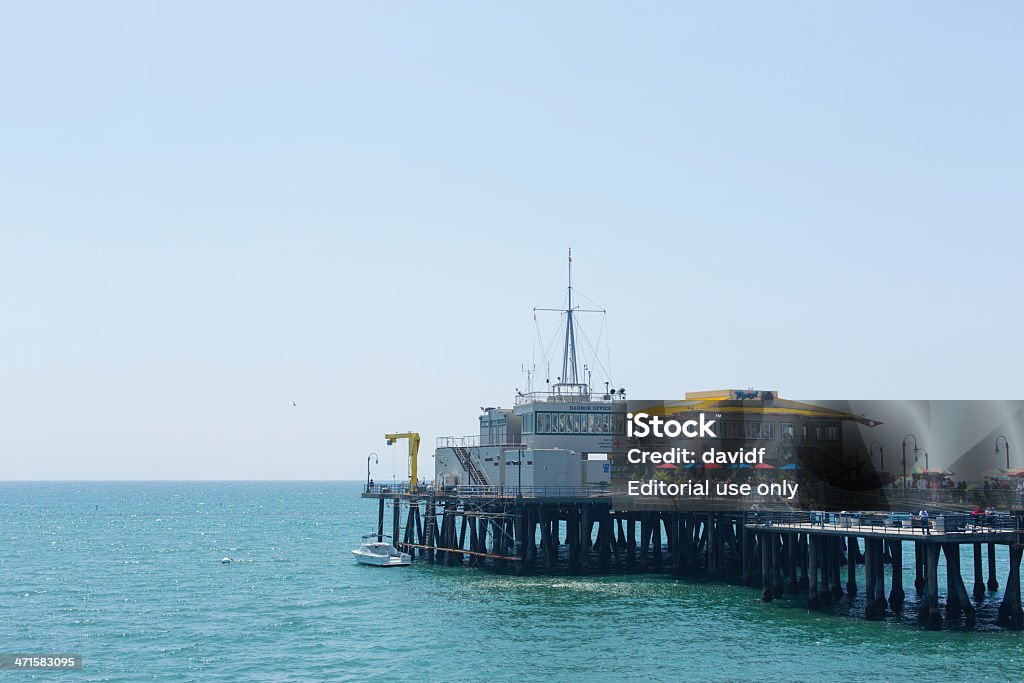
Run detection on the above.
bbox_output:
[892,489,1024,507]
[436,435,480,448]
[363,482,614,499]
[745,509,1017,534]
[436,435,526,448]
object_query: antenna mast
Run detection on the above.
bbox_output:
[534,248,604,394]
[562,248,579,385]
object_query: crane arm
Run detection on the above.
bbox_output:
[384,432,421,492]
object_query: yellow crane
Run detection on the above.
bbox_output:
[384,432,421,492]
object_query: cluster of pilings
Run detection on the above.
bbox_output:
[372,494,1024,630]
[382,497,746,575]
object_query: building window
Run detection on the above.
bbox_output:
[718,420,775,440]
[813,423,841,441]
[532,412,626,435]
[782,423,795,438]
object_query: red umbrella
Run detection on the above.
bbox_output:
[702,462,724,469]
[755,463,775,469]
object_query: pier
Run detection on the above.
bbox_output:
[364,484,1024,630]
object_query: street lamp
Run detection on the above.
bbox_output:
[511,445,524,497]
[868,441,885,471]
[996,436,1010,470]
[902,434,919,493]
[367,452,378,489]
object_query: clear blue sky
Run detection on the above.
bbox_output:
[2,2,1022,480]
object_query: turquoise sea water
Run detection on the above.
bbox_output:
[2,481,1023,682]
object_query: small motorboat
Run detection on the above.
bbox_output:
[351,535,411,567]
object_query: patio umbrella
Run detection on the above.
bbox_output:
[754,463,775,469]
[1006,467,1024,477]
[780,463,800,470]
[924,469,951,478]
[734,464,753,469]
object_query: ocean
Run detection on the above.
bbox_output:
[2,481,1022,682]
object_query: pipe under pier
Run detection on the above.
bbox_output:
[363,487,1024,631]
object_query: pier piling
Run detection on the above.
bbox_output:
[997,544,1024,629]
[988,543,999,591]
[888,540,905,608]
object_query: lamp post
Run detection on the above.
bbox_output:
[868,441,885,471]
[996,436,1010,470]
[367,452,378,489]
[902,434,919,493]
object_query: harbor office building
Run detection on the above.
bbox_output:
[434,395,627,490]
[434,390,880,493]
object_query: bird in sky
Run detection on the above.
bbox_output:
[292,401,297,407]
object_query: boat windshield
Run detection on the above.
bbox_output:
[364,543,401,557]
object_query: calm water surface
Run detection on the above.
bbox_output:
[2,482,1022,681]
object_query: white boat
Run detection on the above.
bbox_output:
[351,536,411,567]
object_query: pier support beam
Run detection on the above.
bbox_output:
[865,539,882,619]
[888,540,905,609]
[998,544,1024,629]
[988,543,1000,592]
[392,501,401,554]
[807,534,819,608]
[740,526,752,585]
[652,512,663,566]
[771,533,784,599]
[761,532,773,603]
[973,543,985,601]
[377,498,385,542]
[817,535,832,605]
[798,534,809,590]
[846,536,858,597]
[786,533,799,594]
[539,507,555,572]
[830,537,844,599]
[622,511,630,565]
[943,543,976,626]
[944,543,960,622]
[638,513,650,569]
[580,506,591,572]
[516,506,528,573]
[914,541,925,594]
[920,543,943,630]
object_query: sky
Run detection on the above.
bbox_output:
[1,2,1022,480]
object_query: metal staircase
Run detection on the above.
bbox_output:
[453,446,492,486]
